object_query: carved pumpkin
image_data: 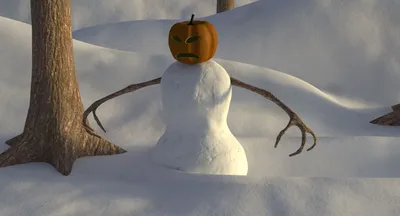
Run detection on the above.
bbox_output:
[168,14,218,64]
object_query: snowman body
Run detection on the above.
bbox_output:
[151,60,248,175]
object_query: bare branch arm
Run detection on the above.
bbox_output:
[83,77,162,137]
[230,77,316,156]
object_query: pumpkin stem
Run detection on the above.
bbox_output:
[188,14,195,25]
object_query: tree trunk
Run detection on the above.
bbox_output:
[217,0,235,13]
[0,0,125,176]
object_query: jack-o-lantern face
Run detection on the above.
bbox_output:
[168,14,218,64]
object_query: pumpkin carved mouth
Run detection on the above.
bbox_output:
[176,53,200,59]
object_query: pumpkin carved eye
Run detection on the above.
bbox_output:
[171,36,182,43]
[185,36,200,44]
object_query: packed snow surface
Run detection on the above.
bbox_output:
[1,0,400,215]
[152,60,248,175]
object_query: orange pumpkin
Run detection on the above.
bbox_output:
[168,14,218,64]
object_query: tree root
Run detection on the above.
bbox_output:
[370,103,400,126]
[0,135,42,167]
[5,133,24,146]
[0,131,126,176]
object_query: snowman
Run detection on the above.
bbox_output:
[83,15,317,176]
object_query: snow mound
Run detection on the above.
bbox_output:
[73,0,400,105]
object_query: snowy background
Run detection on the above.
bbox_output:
[1,0,400,215]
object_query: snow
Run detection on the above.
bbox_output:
[1,0,400,215]
[72,0,400,106]
[152,60,248,175]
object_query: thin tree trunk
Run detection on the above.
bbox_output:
[0,0,125,175]
[217,0,235,13]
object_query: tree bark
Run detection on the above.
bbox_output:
[0,0,125,176]
[217,0,235,13]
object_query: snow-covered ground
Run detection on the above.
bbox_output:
[1,0,400,215]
